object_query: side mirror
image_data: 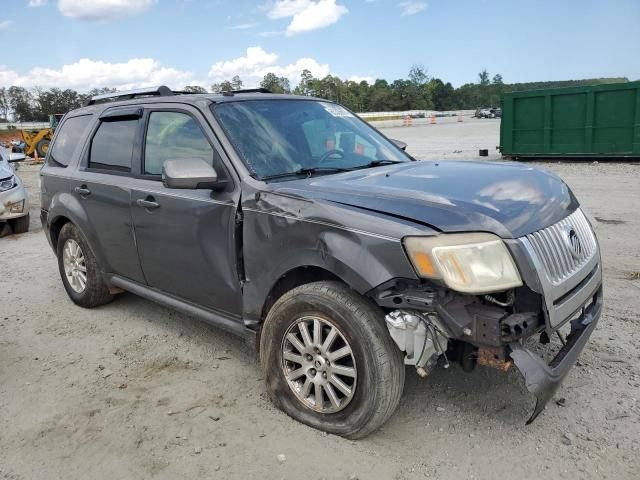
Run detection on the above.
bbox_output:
[390,139,407,151]
[162,158,219,190]
[8,152,26,162]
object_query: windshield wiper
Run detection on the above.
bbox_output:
[262,166,351,181]
[348,159,404,170]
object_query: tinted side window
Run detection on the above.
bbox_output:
[89,119,138,172]
[144,111,214,175]
[48,115,93,167]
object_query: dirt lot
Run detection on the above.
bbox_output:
[1,118,639,479]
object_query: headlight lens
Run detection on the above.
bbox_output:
[404,233,522,294]
[0,176,15,192]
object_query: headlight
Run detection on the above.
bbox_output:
[0,176,16,192]
[403,233,522,294]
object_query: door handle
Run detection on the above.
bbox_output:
[136,197,160,210]
[74,185,91,197]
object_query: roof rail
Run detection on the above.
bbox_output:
[223,88,272,95]
[85,85,174,106]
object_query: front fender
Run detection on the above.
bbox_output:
[241,208,419,323]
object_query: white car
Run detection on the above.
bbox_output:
[0,147,29,234]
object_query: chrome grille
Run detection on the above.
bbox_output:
[525,209,597,286]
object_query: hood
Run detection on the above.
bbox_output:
[274,161,578,239]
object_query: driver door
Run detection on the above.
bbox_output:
[129,106,241,317]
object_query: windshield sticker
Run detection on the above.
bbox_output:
[321,103,354,118]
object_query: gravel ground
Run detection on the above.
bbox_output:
[1,118,639,479]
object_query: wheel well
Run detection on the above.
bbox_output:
[260,266,342,323]
[50,216,71,254]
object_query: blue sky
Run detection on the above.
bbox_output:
[1,0,638,91]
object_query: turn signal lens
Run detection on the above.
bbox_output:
[413,251,437,277]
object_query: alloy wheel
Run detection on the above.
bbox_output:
[62,239,87,293]
[281,315,357,413]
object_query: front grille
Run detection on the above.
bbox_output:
[525,209,597,286]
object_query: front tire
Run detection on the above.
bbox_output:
[260,281,405,439]
[57,222,113,308]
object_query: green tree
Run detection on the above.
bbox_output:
[0,87,9,120]
[8,86,36,122]
[368,79,392,111]
[183,85,208,93]
[260,72,290,94]
[231,75,243,90]
[211,80,234,93]
[409,64,429,86]
[36,88,83,117]
[427,79,457,110]
[478,69,490,86]
[293,69,315,96]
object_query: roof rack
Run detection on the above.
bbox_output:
[222,88,272,96]
[85,85,174,106]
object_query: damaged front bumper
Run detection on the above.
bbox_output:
[510,285,603,424]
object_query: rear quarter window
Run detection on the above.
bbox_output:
[48,114,94,167]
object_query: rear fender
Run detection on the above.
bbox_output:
[47,192,109,270]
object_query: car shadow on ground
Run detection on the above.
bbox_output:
[101,291,536,432]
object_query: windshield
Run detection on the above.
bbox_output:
[212,100,410,180]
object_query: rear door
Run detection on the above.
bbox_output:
[75,108,146,282]
[129,105,241,316]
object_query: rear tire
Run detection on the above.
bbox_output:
[260,281,405,439]
[9,214,29,234]
[57,222,113,308]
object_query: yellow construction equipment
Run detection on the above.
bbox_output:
[21,114,64,158]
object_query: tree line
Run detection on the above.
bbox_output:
[0,66,628,122]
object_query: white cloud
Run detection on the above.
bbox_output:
[287,0,347,35]
[0,48,348,92]
[208,47,279,81]
[225,22,258,30]
[266,0,348,36]
[58,0,154,22]
[0,58,194,91]
[267,0,312,19]
[0,67,20,86]
[28,0,48,6]
[208,46,329,87]
[0,20,11,30]
[399,1,426,16]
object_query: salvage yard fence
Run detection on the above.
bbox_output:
[0,122,50,130]
[357,109,476,119]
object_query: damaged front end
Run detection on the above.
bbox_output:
[384,310,450,377]
[373,209,603,424]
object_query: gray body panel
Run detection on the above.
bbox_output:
[130,180,240,315]
[239,179,427,323]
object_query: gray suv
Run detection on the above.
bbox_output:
[40,86,603,438]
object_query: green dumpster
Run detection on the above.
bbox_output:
[500,81,640,159]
